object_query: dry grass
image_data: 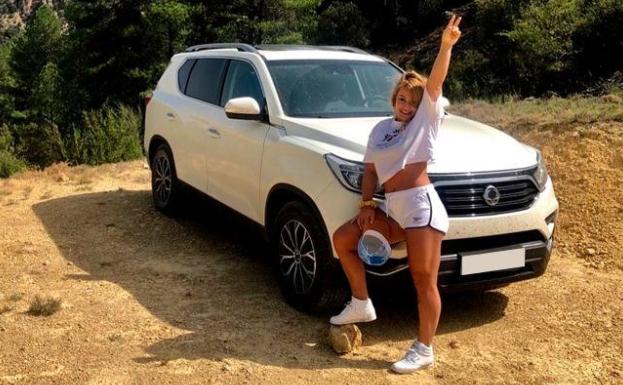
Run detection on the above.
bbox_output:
[449,93,623,133]
[75,175,93,186]
[0,304,12,314]
[74,185,93,192]
[27,295,62,316]
[8,292,22,301]
[22,185,33,199]
[107,333,124,342]
[39,191,54,200]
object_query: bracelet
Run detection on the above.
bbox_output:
[359,199,377,209]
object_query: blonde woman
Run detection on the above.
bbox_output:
[330,15,463,374]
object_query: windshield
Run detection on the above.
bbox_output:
[267,60,402,118]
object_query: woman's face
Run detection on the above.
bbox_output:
[394,87,417,122]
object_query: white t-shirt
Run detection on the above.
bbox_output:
[363,88,445,185]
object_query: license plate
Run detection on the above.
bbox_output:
[460,248,525,275]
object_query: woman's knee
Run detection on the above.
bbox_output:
[410,270,438,290]
[332,222,359,253]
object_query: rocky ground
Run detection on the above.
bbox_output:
[0,121,622,384]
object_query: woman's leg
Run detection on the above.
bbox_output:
[405,227,444,345]
[332,220,368,299]
[332,208,400,299]
[331,209,403,325]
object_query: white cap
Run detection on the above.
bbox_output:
[357,229,391,266]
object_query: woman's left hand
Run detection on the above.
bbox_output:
[441,14,462,48]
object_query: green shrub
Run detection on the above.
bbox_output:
[572,0,623,86]
[0,125,23,178]
[10,122,64,168]
[65,104,143,165]
[0,42,16,122]
[503,0,584,95]
[0,124,12,152]
[0,150,26,178]
[316,2,370,47]
[30,62,63,123]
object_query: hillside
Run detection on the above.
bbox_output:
[0,98,622,384]
[0,0,62,31]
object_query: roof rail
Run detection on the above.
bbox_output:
[185,43,258,53]
[184,43,370,56]
[255,44,369,55]
[316,46,369,55]
[255,44,317,51]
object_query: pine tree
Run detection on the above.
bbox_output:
[9,5,63,114]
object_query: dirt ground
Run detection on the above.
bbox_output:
[1,124,622,385]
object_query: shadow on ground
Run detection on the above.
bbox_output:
[33,188,508,370]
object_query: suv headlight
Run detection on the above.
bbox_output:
[532,150,549,191]
[324,154,383,195]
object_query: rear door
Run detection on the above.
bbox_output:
[176,58,228,192]
[206,59,269,222]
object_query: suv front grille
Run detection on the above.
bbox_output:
[429,168,540,217]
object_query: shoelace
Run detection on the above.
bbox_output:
[402,348,423,363]
[339,301,353,315]
[403,344,432,363]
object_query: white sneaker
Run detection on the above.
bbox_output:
[329,297,377,325]
[390,341,434,374]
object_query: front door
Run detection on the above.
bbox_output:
[207,59,269,222]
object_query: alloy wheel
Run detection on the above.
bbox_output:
[278,219,317,294]
[153,153,172,205]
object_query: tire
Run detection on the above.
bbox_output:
[150,144,181,215]
[271,200,348,313]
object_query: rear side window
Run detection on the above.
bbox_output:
[185,58,227,104]
[177,59,196,93]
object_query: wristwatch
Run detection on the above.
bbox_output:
[359,199,377,209]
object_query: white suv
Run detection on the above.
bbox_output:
[144,44,559,312]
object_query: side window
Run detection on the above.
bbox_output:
[177,59,196,93]
[185,58,227,104]
[220,60,265,112]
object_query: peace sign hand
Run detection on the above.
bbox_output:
[441,14,462,48]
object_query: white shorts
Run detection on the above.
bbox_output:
[379,184,449,235]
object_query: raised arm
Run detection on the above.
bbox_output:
[426,14,462,101]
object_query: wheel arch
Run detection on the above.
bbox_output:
[147,135,171,167]
[265,184,331,247]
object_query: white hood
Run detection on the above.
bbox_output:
[282,114,537,173]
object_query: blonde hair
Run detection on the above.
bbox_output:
[390,71,427,108]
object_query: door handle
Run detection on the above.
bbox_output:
[207,127,220,138]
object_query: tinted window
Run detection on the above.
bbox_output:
[177,59,196,93]
[185,58,227,104]
[220,60,265,112]
[267,60,400,118]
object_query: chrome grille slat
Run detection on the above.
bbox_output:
[496,182,531,191]
[435,178,538,217]
[446,196,536,210]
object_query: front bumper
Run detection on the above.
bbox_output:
[366,229,553,290]
[314,175,558,289]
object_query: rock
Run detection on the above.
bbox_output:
[328,324,362,354]
[586,248,596,256]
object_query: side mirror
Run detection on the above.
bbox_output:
[224,97,264,120]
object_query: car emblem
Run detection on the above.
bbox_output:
[483,185,501,206]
